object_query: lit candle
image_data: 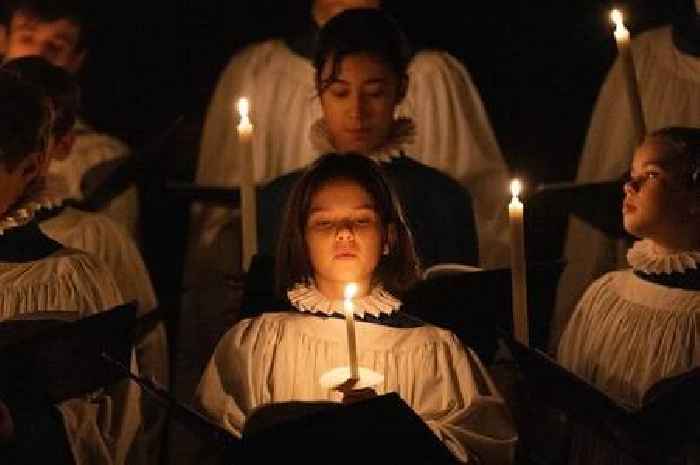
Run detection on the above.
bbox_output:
[236,97,257,271]
[508,179,529,346]
[610,8,646,141]
[344,283,359,380]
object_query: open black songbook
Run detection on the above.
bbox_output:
[527,179,628,238]
[402,261,564,357]
[0,303,137,404]
[504,336,700,464]
[106,355,455,464]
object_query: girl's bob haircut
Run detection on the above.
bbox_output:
[276,152,420,296]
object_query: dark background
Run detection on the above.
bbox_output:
[79,0,692,186]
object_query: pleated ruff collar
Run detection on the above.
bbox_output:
[309,117,416,162]
[0,179,64,236]
[627,239,700,274]
[287,282,402,318]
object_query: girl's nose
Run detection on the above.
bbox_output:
[335,221,355,241]
[349,95,365,121]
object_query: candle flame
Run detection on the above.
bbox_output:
[510,179,522,198]
[610,9,623,28]
[237,97,250,119]
[344,283,358,300]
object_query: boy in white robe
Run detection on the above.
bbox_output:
[0,68,142,465]
[2,55,169,465]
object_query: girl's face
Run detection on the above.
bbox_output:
[319,53,402,155]
[305,178,384,298]
[623,140,698,249]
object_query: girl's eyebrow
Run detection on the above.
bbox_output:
[309,204,375,214]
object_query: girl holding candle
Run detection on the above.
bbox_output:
[558,127,700,464]
[195,153,517,464]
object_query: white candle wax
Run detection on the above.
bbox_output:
[344,283,359,380]
[236,97,257,271]
[609,9,645,140]
[508,179,529,346]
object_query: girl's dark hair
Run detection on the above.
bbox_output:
[0,71,50,171]
[646,127,700,187]
[313,8,412,94]
[276,153,420,297]
[2,56,80,139]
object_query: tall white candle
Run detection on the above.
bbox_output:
[508,179,529,346]
[610,9,646,141]
[344,283,359,380]
[236,97,257,271]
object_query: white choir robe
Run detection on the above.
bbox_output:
[0,248,143,465]
[553,25,700,348]
[194,312,517,464]
[49,120,140,241]
[40,206,168,465]
[558,269,700,464]
[188,39,509,286]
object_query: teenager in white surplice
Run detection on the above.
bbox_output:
[188,0,509,289]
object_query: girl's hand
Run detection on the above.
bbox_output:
[335,378,377,404]
[0,399,15,444]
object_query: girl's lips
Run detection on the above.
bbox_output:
[334,252,357,259]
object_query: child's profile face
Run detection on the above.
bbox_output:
[319,52,402,155]
[305,178,384,295]
[623,140,696,244]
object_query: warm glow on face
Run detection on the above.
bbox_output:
[237,97,250,120]
[510,179,522,198]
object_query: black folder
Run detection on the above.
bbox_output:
[0,303,137,404]
[402,261,564,358]
[504,335,700,464]
[108,355,455,464]
[527,179,628,238]
[242,393,457,464]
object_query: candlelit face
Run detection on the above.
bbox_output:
[305,178,384,296]
[4,12,84,72]
[623,140,698,248]
[319,53,403,154]
[312,0,381,26]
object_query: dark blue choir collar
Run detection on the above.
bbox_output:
[0,219,62,263]
[634,268,700,291]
